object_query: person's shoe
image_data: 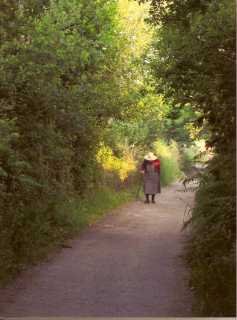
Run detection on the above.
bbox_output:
[152,199,156,204]
[144,200,150,204]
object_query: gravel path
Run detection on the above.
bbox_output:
[0,183,194,317]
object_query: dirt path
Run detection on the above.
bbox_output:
[0,183,194,317]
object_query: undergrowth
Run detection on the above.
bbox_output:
[0,187,133,286]
[56,187,134,234]
[185,155,236,316]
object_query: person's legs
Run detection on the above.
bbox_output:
[145,194,150,203]
[151,194,155,203]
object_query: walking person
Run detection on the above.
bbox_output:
[141,152,161,203]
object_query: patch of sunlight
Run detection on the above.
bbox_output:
[96,143,136,181]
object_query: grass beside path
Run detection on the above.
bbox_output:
[57,187,134,235]
[0,187,134,286]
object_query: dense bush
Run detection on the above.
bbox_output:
[143,0,236,315]
[0,0,139,283]
[96,143,137,188]
[186,154,236,316]
[1,0,167,284]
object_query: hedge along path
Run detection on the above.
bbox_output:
[0,183,194,317]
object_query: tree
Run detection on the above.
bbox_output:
[141,0,236,315]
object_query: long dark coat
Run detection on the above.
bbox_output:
[142,159,161,195]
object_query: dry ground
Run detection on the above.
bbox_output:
[0,182,194,317]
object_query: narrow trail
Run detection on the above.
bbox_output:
[0,183,194,317]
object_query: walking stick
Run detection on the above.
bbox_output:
[135,183,141,200]
[135,173,143,201]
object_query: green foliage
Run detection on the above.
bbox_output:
[1,0,173,285]
[147,0,235,152]
[186,155,236,316]
[181,140,208,173]
[163,104,201,146]
[0,187,133,284]
[153,139,181,185]
[96,143,136,183]
[0,0,208,290]
[57,187,133,233]
[0,0,142,284]
[143,0,236,315]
